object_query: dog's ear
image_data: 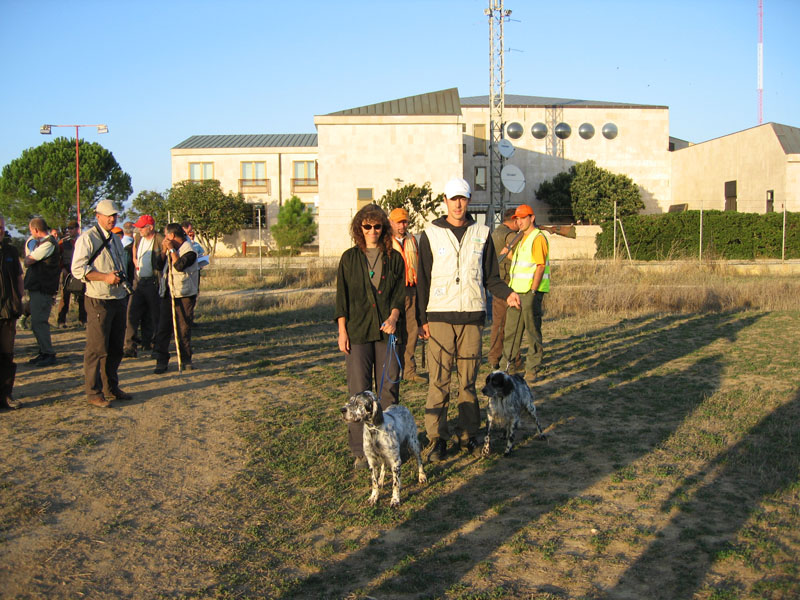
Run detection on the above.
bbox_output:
[370,398,384,426]
[502,374,515,396]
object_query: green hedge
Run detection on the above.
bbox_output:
[595,210,800,260]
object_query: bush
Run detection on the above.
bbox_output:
[595,211,800,260]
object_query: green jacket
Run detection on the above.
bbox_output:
[335,246,406,345]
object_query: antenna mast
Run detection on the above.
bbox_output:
[486,0,510,229]
[758,0,763,124]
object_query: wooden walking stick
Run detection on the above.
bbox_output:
[167,252,183,373]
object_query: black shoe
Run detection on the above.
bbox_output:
[122,348,137,358]
[465,437,479,453]
[0,396,19,410]
[424,438,447,463]
[28,353,44,365]
[36,354,56,367]
[154,362,168,374]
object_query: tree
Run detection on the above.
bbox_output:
[130,190,168,229]
[166,180,249,255]
[0,137,132,231]
[269,196,317,254]
[378,182,444,232]
[570,160,643,224]
[535,170,575,222]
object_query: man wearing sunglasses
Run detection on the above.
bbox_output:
[417,178,520,462]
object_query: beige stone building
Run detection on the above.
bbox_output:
[670,123,800,213]
[170,134,318,255]
[171,89,797,258]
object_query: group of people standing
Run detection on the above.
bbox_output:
[0,199,207,411]
[336,177,551,467]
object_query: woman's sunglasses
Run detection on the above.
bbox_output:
[361,223,383,231]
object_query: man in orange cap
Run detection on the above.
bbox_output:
[501,204,550,384]
[388,207,425,384]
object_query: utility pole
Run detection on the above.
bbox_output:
[485,0,511,230]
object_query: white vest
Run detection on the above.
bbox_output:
[425,222,489,313]
[159,240,200,298]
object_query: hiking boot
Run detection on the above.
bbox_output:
[108,388,132,401]
[154,362,168,374]
[87,395,111,408]
[0,396,19,410]
[464,437,479,454]
[28,353,44,365]
[35,354,56,367]
[524,370,539,386]
[424,438,447,463]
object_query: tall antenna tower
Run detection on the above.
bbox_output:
[485,0,511,229]
[758,0,763,124]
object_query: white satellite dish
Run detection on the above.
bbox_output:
[500,164,526,193]
[497,138,515,158]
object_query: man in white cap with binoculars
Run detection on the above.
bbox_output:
[416,177,520,462]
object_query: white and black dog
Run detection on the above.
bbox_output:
[481,370,547,457]
[341,391,427,507]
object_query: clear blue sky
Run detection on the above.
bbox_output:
[2,0,798,202]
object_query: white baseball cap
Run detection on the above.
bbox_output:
[95,199,119,216]
[443,178,471,200]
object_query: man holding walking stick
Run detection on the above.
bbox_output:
[153,224,199,374]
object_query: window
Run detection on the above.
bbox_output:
[724,180,737,212]
[189,162,214,180]
[766,190,775,213]
[473,124,487,155]
[357,188,373,209]
[292,161,318,192]
[474,166,487,192]
[240,161,266,185]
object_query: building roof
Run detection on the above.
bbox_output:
[173,133,317,150]
[325,88,462,116]
[772,123,800,154]
[460,94,667,109]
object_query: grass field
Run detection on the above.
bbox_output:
[1,261,798,599]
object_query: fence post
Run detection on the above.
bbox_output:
[613,201,617,261]
[782,202,787,261]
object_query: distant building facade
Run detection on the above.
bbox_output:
[171,89,799,257]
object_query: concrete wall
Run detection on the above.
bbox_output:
[670,123,799,213]
[462,105,672,219]
[314,114,462,256]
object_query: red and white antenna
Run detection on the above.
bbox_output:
[758,0,763,124]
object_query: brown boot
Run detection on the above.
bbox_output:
[87,394,111,408]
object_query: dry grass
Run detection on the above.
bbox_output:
[201,264,337,291]
[549,260,800,315]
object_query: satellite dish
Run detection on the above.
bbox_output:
[500,164,525,193]
[497,138,515,158]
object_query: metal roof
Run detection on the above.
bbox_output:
[460,94,667,109]
[173,133,317,150]
[325,88,462,116]
[772,123,800,154]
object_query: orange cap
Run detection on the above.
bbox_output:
[389,207,409,221]
[513,204,534,218]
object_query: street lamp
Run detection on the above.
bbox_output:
[39,123,109,231]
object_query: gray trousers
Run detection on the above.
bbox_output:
[29,291,55,355]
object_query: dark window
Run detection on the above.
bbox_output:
[724,180,737,212]
[766,190,774,213]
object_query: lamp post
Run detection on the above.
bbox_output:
[39,123,109,232]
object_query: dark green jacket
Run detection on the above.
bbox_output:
[335,246,406,345]
[0,239,22,320]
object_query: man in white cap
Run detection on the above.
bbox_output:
[417,177,520,461]
[71,199,132,408]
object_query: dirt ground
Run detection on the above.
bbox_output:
[0,319,258,598]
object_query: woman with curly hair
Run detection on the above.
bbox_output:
[335,203,407,469]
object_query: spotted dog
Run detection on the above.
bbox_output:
[480,370,546,456]
[341,391,427,507]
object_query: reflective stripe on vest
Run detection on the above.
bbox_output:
[509,228,550,293]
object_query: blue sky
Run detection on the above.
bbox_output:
[1,0,798,201]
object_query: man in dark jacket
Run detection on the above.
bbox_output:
[56,221,87,327]
[24,217,60,367]
[123,215,163,357]
[0,216,23,410]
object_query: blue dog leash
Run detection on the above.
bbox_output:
[377,332,403,400]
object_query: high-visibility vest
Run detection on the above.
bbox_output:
[509,228,550,293]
